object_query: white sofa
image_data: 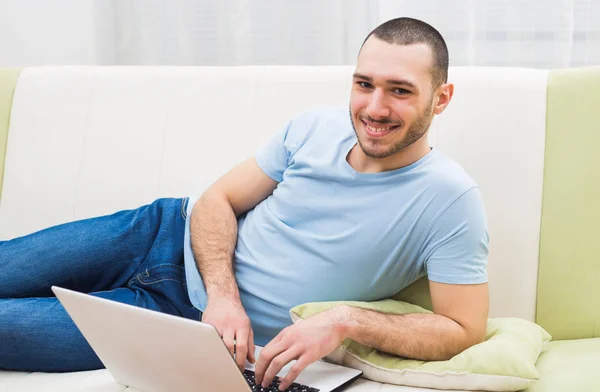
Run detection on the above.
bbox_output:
[0,65,599,392]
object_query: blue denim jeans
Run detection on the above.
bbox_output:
[0,197,200,372]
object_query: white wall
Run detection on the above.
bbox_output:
[0,0,598,68]
[0,0,98,66]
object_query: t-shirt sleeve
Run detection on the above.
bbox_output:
[254,110,315,183]
[424,187,489,285]
[254,122,291,183]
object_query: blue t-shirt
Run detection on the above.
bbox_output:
[183,107,489,346]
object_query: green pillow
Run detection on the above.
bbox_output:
[290,300,551,392]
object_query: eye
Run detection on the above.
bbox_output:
[357,81,373,89]
[393,88,411,95]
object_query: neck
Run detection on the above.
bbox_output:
[348,138,432,173]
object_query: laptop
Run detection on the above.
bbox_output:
[51,286,362,392]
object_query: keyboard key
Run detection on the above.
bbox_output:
[243,370,319,392]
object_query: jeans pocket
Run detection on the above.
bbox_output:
[136,264,187,286]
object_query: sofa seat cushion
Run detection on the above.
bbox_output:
[0,369,458,392]
[524,337,600,392]
[0,369,130,391]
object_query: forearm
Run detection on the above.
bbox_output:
[190,191,240,302]
[339,307,481,361]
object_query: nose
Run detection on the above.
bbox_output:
[365,89,391,120]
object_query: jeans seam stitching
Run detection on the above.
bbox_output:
[136,275,187,286]
[180,198,188,220]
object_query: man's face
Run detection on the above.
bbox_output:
[350,38,438,160]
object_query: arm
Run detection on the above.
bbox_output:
[255,282,488,390]
[255,188,489,389]
[191,156,278,369]
[191,156,278,301]
[348,186,489,359]
[340,281,489,360]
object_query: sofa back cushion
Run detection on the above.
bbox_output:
[0,69,20,200]
[0,66,548,322]
[536,66,600,340]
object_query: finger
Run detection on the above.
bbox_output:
[261,346,303,389]
[278,356,312,391]
[254,340,287,385]
[234,328,249,371]
[222,329,235,358]
[247,328,256,364]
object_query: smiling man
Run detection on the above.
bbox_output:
[0,17,488,392]
[190,17,489,390]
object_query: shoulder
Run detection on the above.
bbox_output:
[418,150,487,230]
[427,150,479,199]
[283,106,351,148]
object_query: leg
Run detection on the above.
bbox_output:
[0,288,164,372]
[0,198,189,299]
[0,197,200,372]
[0,261,200,372]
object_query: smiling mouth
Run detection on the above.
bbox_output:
[361,120,400,136]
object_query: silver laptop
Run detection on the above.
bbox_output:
[52,286,362,392]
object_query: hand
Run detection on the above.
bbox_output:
[201,296,256,371]
[254,306,350,390]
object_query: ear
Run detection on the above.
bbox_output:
[433,83,454,115]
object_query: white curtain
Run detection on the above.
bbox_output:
[0,0,599,68]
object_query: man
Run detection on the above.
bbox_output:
[0,17,488,391]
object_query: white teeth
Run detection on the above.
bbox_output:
[365,124,392,133]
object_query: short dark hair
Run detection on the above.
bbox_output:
[362,17,449,88]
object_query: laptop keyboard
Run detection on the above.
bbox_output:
[243,369,319,392]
